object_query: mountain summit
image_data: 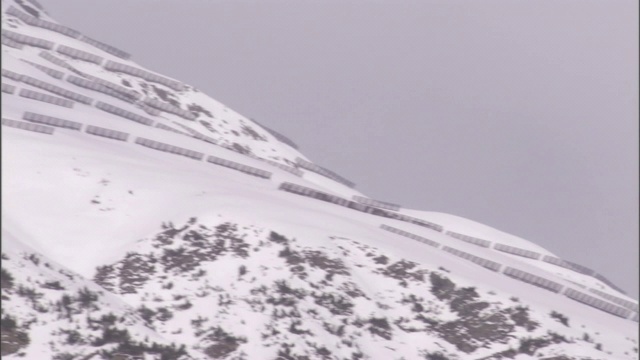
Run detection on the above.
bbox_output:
[2,1,638,359]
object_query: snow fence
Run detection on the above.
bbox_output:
[250,118,298,149]
[86,76,141,101]
[104,60,184,91]
[2,69,23,81]
[79,36,130,60]
[85,125,128,142]
[140,103,161,116]
[155,122,190,136]
[67,75,135,103]
[445,231,492,248]
[279,182,443,231]
[441,246,502,272]
[95,101,153,126]
[22,112,82,130]
[353,195,401,211]
[19,88,74,108]
[380,224,440,248]
[6,6,80,38]
[1,29,54,49]
[2,117,54,134]
[588,288,639,312]
[206,156,272,179]
[25,0,44,11]
[56,44,104,65]
[144,98,196,120]
[503,266,563,293]
[295,157,355,188]
[494,243,541,260]
[134,137,203,160]
[541,256,579,271]
[592,273,628,295]
[1,34,24,49]
[21,60,64,79]
[2,83,16,94]
[256,158,303,177]
[279,182,352,207]
[562,261,596,276]
[38,51,85,76]
[392,213,444,232]
[563,288,631,319]
[172,122,217,144]
[20,75,93,104]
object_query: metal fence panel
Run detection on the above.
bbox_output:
[256,158,303,176]
[279,182,319,198]
[155,122,190,135]
[380,224,440,248]
[25,0,44,10]
[403,216,443,232]
[85,125,128,141]
[5,6,36,24]
[1,29,54,49]
[37,51,86,77]
[79,36,130,60]
[2,69,23,81]
[353,195,401,211]
[320,165,356,188]
[1,35,24,49]
[22,112,81,130]
[541,255,578,272]
[267,128,298,149]
[562,261,596,276]
[140,103,161,116]
[21,60,64,79]
[104,60,184,91]
[37,20,81,38]
[2,117,54,134]
[592,273,628,295]
[564,288,631,319]
[86,76,141,100]
[295,157,356,188]
[66,75,134,103]
[56,45,103,64]
[143,98,196,120]
[206,155,271,178]
[251,118,299,149]
[2,83,16,94]
[135,137,203,160]
[445,231,492,248]
[39,51,70,68]
[441,246,502,271]
[95,101,153,126]
[19,89,74,108]
[6,6,80,38]
[494,243,541,260]
[20,75,93,104]
[172,122,217,143]
[589,288,639,312]
[503,266,563,293]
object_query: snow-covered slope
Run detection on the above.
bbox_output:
[2,1,638,359]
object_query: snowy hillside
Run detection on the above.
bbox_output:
[1,1,638,359]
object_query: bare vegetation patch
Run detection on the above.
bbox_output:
[0,313,30,356]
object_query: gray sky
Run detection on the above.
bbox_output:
[37,0,638,298]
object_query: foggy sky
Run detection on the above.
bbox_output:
[37,0,639,298]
